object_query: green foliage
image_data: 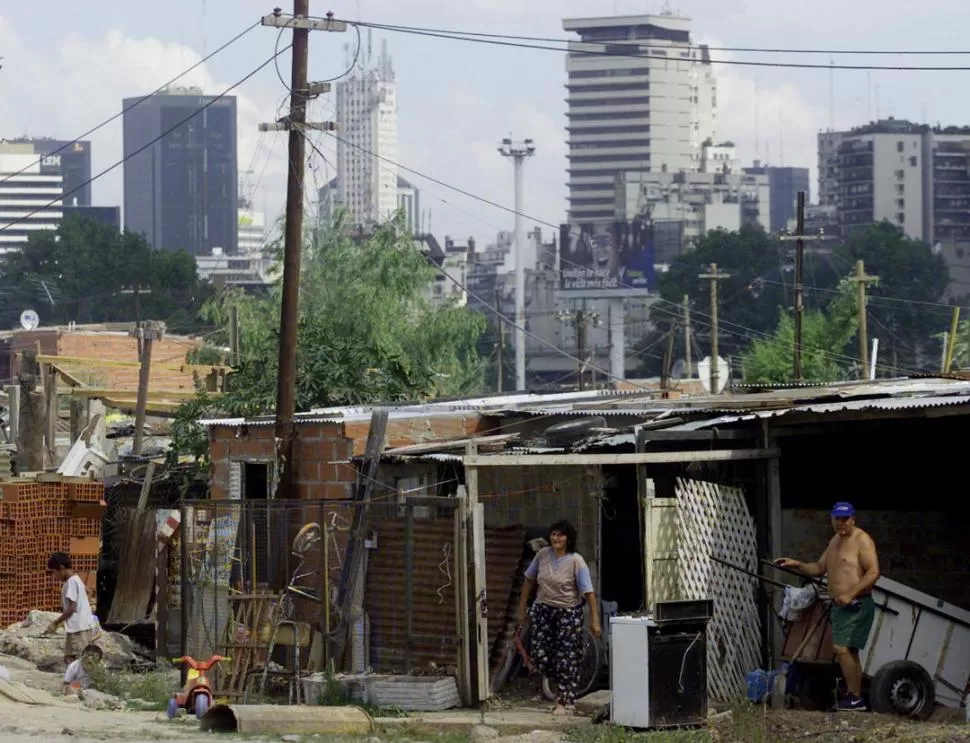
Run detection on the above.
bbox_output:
[741,280,859,383]
[168,214,487,465]
[0,214,212,330]
[638,221,950,378]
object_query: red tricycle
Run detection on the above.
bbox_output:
[166,655,230,720]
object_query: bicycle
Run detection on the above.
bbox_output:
[513,619,603,702]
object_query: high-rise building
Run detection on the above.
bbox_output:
[817,119,925,240]
[562,13,717,222]
[122,86,238,256]
[335,41,398,229]
[743,163,811,232]
[11,138,92,206]
[396,176,420,233]
[62,206,121,231]
[0,143,63,254]
[237,207,266,253]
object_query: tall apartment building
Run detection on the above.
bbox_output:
[122,86,238,256]
[562,12,717,222]
[10,138,91,206]
[335,41,398,229]
[743,163,810,232]
[318,174,418,232]
[817,119,925,240]
[0,143,64,254]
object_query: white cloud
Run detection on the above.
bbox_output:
[0,17,286,228]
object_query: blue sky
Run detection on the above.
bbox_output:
[2,0,966,247]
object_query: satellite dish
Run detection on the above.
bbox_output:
[697,356,730,394]
[19,309,39,330]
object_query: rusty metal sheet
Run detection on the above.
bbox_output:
[364,518,527,673]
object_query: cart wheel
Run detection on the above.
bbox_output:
[541,627,601,702]
[166,697,179,719]
[194,693,211,720]
[869,660,935,720]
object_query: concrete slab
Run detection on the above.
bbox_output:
[375,708,592,734]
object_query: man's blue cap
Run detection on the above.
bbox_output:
[831,501,855,517]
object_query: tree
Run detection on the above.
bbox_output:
[635,224,841,376]
[741,280,859,383]
[832,222,950,372]
[0,214,212,330]
[192,212,488,420]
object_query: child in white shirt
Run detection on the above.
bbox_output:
[62,644,103,695]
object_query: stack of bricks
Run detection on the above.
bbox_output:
[0,475,104,628]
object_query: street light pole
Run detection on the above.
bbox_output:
[498,137,535,391]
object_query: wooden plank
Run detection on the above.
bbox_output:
[136,462,156,511]
[70,388,220,399]
[454,486,472,705]
[36,354,231,374]
[463,448,780,467]
[641,429,755,441]
[384,433,519,456]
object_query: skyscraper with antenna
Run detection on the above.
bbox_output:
[334,33,399,229]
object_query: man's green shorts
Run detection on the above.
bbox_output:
[831,595,875,650]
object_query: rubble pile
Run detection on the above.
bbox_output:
[0,611,143,670]
[0,475,104,627]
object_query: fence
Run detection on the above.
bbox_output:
[172,497,476,696]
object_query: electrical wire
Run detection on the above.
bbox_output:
[342,19,970,72]
[345,19,970,57]
[0,45,292,235]
[0,20,261,190]
[305,132,923,376]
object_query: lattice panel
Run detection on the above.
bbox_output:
[645,494,680,608]
[674,478,761,703]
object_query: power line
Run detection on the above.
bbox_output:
[346,19,970,57]
[342,19,970,72]
[0,20,260,190]
[305,133,926,376]
[0,45,291,235]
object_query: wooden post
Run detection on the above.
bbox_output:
[464,442,489,703]
[943,306,961,373]
[17,352,44,473]
[453,484,471,705]
[682,295,692,379]
[5,385,20,447]
[132,321,165,456]
[850,261,878,377]
[228,304,240,367]
[42,363,57,467]
[494,290,504,393]
[792,191,806,382]
[698,263,730,394]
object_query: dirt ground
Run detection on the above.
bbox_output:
[2,652,969,743]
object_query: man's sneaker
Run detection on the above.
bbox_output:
[837,694,867,712]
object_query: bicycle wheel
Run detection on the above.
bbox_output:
[541,626,601,702]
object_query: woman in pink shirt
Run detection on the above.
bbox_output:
[516,520,601,715]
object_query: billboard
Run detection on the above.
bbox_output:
[559,219,657,296]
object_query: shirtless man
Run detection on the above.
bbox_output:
[775,501,880,711]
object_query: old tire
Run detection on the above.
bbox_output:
[869,660,935,719]
[166,698,179,719]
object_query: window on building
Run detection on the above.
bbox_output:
[910,156,918,167]
[957,248,965,259]
[897,141,905,152]
[897,212,905,224]
[897,198,905,208]
[895,170,905,179]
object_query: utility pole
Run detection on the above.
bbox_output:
[494,289,505,393]
[577,307,587,392]
[682,294,692,378]
[132,320,164,456]
[497,137,536,391]
[261,6,345,498]
[779,194,834,382]
[228,304,240,366]
[792,191,806,382]
[851,260,878,377]
[698,263,730,395]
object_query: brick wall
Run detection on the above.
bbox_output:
[9,328,201,392]
[208,421,356,501]
[781,509,970,610]
[208,412,486,501]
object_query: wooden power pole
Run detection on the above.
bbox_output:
[261,5,345,497]
[132,320,165,456]
[699,263,730,394]
[494,290,505,393]
[851,260,878,378]
[682,294,692,378]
